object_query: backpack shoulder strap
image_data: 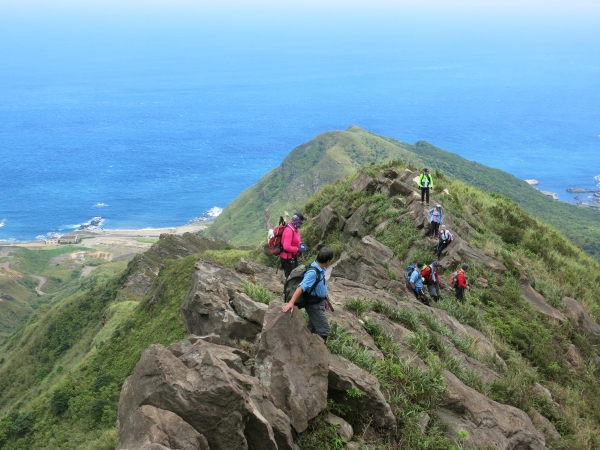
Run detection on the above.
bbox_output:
[305,266,321,296]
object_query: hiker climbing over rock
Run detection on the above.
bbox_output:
[453,263,470,302]
[280,212,306,278]
[418,168,434,205]
[427,204,443,237]
[281,247,333,342]
[421,260,442,302]
[436,224,454,259]
[409,261,430,306]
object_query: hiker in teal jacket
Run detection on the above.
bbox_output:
[418,168,434,205]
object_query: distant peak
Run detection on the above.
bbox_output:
[347,125,366,133]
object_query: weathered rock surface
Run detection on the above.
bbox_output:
[255,302,330,432]
[531,410,562,443]
[342,203,368,241]
[180,260,261,345]
[328,354,397,432]
[562,297,600,335]
[313,205,340,239]
[520,283,566,322]
[117,405,209,450]
[439,370,546,450]
[235,258,255,275]
[388,179,415,197]
[119,341,293,450]
[352,171,377,193]
[440,238,508,273]
[232,292,268,325]
[119,344,250,449]
[330,236,404,291]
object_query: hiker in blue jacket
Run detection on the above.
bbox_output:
[427,204,443,238]
[281,247,333,342]
[409,261,430,306]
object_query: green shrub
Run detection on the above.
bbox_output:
[241,280,277,305]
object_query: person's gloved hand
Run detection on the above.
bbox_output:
[298,243,307,253]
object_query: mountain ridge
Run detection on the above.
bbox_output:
[206,126,600,259]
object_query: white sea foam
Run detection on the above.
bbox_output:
[594,175,600,187]
[0,219,5,228]
[94,203,108,207]
[205,206,223,218]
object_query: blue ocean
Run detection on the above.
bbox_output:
[1,8,599,242]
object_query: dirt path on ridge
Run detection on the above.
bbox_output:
[31,275,49,296]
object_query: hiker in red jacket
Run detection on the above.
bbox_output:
[421,261,442,302]
[455,264,470,302]
[280,212,306,278]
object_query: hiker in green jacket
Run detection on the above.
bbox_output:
[418,168,434,205]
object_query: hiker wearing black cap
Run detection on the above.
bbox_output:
[280,212,306,278]
[282,247,333,343]
[455,264,470,302]
[409,261,430,306]
[418,168,434,205]
[421,261,442,302]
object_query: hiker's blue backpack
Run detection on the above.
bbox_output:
[404,265,417,290]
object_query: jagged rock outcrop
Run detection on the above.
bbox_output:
[520,283,566,322]
[562,296,600,335]
[330,236,404,291]
[313,205,340,240]
[117,405,210,450]
[232,292,268,325]
[254,303,330,432]
[440,237,508,273]
[439,370,546,450]
[352,171,377,193]
[341,203,368,242]
[180,260,261,345]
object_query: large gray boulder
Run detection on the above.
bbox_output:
[328,354,397,432]
[352,171,377,193]
[118,343,288,450]
[180,261,261,346]
[438,370,546,450]
[254,302,330,432]
[232,292,268,325]
[439,238,508,274]
[117,405,209,450]
[119,344,251,449]
[562,297,600,335]
[388,179,415,197]
[329,236,404,291]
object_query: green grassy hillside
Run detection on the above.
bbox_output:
[206,126,600,260]
[0,234,232,449]
[205,126,423,245]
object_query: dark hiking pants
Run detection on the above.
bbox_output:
[280,257,298,279]
[421,187,430,203]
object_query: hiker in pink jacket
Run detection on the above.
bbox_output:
[280,212,306,278]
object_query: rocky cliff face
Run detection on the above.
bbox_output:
[116,168,600,449]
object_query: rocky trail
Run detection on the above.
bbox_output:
[116,168,600,449]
